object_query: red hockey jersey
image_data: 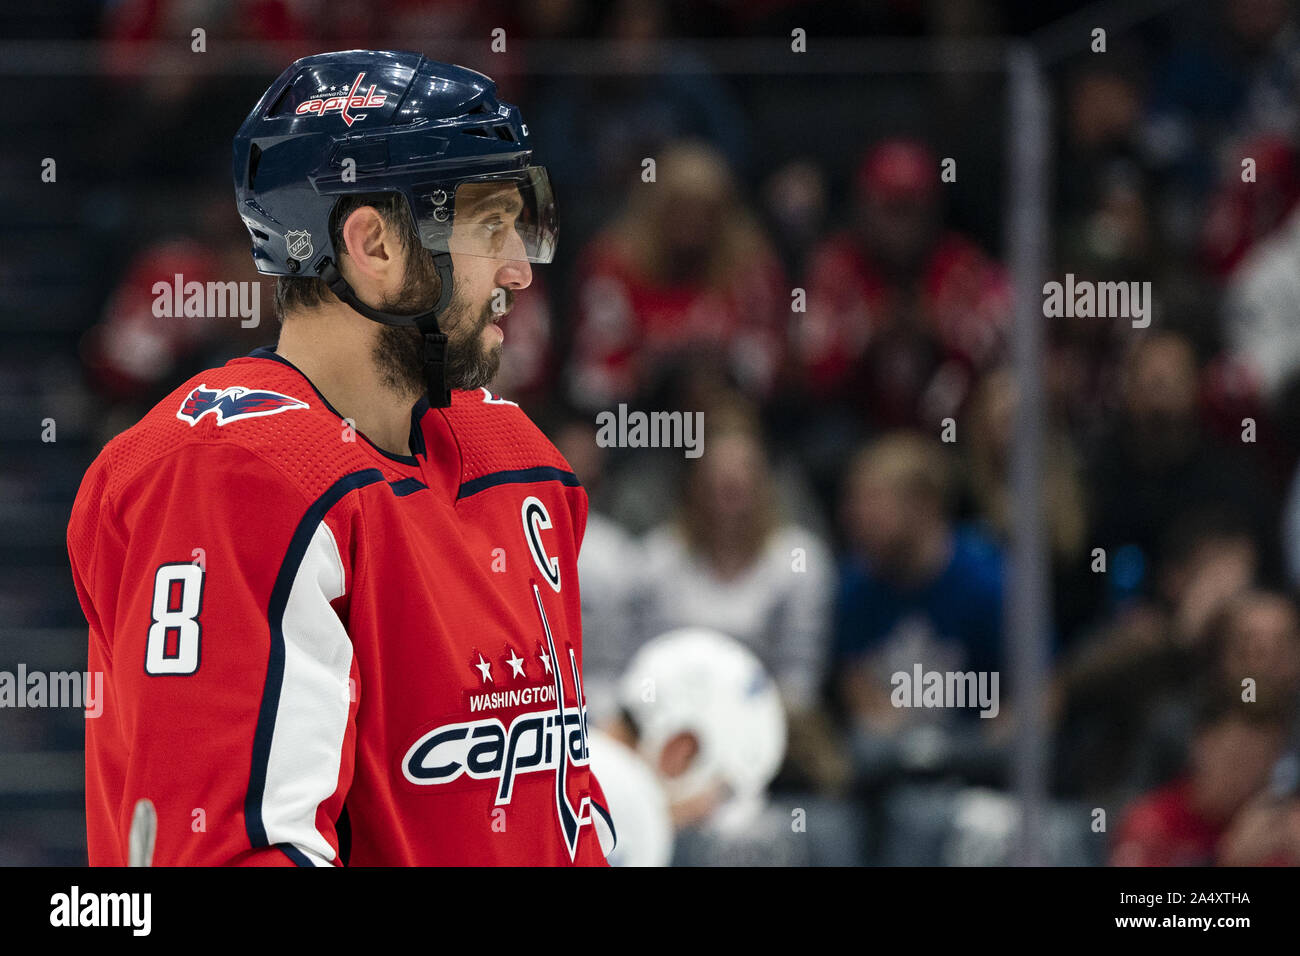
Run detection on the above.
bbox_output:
[67,347,613,866]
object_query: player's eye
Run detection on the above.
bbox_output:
[479,217,513,246]
[479,215,522,254]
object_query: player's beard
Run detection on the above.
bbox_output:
[372,245,507,398]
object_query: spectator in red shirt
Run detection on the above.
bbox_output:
[567,140,788,411]
[1200,133,1300,279]
[1111,704,1287,865]
[799,138,1010,430]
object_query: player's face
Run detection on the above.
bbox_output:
[372,185,533,397]
[443,182,534,377]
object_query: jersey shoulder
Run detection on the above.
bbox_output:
[439,387,577,489]
[92,351,407,507]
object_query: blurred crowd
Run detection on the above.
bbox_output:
[46,0,1300,864]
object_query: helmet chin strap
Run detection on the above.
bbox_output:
[317,251,456,408]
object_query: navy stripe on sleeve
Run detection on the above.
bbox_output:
[276,842,319,867]
[457,466,581,500]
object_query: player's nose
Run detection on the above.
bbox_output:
[497,257,532,291]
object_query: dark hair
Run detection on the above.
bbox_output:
[274,192,416,321]
[1157,504,1256,573]
[1192,692,1289,733]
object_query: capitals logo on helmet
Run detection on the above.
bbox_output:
[232,49,557,279]
[293,72,386,126]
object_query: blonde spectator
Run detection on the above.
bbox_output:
[568,140,788,410]
[634,398,833,715]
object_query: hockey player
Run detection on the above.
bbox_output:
[67,50,612,866]
[591,627,788,864]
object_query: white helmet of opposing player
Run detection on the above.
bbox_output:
[617,627,787,807]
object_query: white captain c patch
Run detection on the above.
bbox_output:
[521,496,561,592]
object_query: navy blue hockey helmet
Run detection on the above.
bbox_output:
[232,50,557,406]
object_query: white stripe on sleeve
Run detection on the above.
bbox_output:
[262,521,352,864]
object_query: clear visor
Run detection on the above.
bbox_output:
[413,166,557,264]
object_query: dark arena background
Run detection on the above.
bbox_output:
[0,0,1296,927]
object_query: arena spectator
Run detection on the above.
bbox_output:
[799,138,1010,431]
[631,399,833,715]
[835,432,1005,733]
[1211,590,1300,718]
[566,140,788,412]
[1084,330,1279,600]
[1052,515,1261,803]
[1224,200,1300,401]
[1110,702,1288,866]
[1142,0,1300,212]
[1218,792,1300,865]
[759,158,829,281]
[1200,133,1300,278]
[78,187,268,437]
[963,366,1094,641]
[528,0,756,269]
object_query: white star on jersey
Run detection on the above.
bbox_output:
[538,647,553,674]
[475,653,493,683]
[505,649,526,678]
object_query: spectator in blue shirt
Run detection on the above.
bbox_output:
[835,432,1005,737]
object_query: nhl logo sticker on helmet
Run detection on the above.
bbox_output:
[285,230,313,261]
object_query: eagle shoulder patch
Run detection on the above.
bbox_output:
[176,384,309,426]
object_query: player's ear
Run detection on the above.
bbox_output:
[338,205,399,284]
